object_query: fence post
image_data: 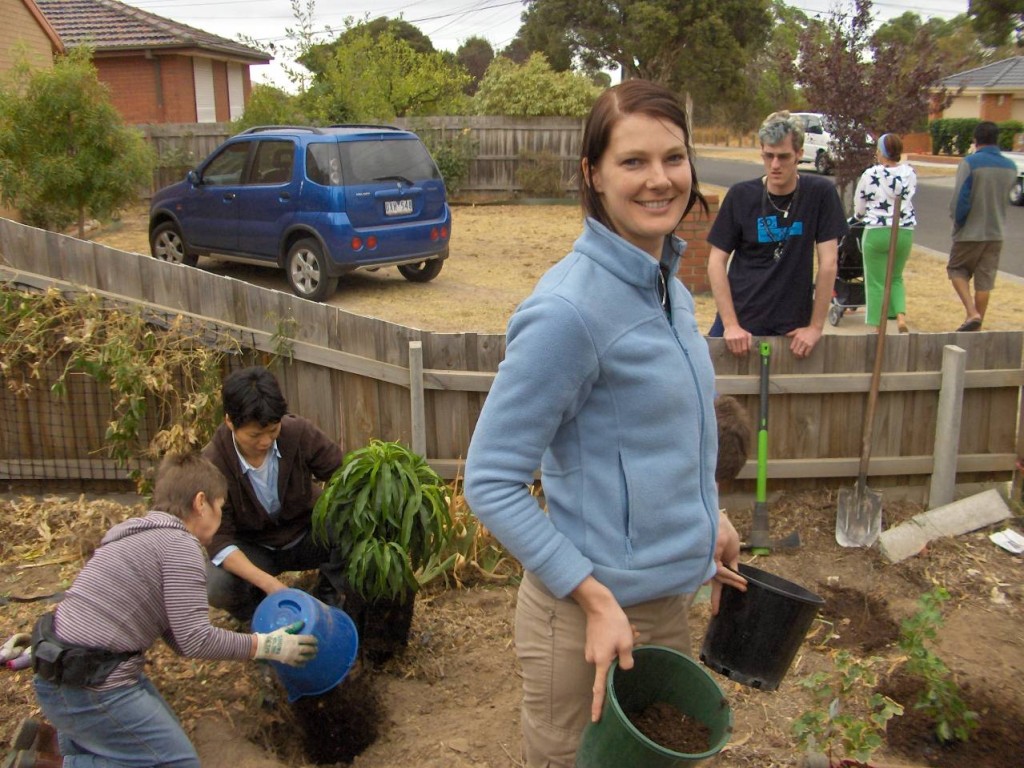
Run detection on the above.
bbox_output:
[408,340,426,457]
[928,344,966,508]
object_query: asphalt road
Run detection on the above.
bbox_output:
[694,155,1024,278]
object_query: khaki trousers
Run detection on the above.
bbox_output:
[516,571,695,768]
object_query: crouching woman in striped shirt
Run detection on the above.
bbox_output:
[29,452,317,767]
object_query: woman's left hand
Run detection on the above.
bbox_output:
[708,511,745,614]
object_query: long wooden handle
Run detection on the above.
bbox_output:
[858,196,902,479]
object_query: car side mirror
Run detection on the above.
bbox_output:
[187,169,201,185]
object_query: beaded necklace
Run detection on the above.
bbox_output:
[762,176,800,261]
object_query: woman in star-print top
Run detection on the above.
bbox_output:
[853,132,917,331]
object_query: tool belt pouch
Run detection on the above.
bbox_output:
[31,612,135,687]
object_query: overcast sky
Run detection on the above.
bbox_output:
[121,0,971,89]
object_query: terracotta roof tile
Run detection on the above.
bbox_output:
[35,0,270,62]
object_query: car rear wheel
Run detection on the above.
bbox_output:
[1010,179,1024,206]
[398,258,444,283]
[286,238,338,302]
[814,151,832,175]
[150,221,198,266]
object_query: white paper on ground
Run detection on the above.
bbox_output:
[989,528,1024,554]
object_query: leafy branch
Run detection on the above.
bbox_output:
[0,284,240,490]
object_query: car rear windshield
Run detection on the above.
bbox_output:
[340,138,441,185]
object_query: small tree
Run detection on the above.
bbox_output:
[473,53,601,117]
[0,47,154,237]
[232,83,311,132]
[306,25,470,122]
[796,0,954,199]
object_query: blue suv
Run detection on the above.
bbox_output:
[149,125,451,301]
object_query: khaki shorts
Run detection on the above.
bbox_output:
[947,241,1002,292]
[515,571,695,768]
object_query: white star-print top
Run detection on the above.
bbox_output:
[853,162,917,228]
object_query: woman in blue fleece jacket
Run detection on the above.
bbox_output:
[464,80,746,768]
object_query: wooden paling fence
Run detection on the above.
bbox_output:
[0,216,1022,499]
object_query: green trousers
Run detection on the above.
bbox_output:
[861,225,913,326]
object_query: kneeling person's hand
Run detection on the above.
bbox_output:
[255,620,318,666]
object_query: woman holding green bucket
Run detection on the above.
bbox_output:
[465,79,746,768]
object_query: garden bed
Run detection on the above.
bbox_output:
[1,489,1021,767]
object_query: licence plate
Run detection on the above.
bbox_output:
[385,199,413,216]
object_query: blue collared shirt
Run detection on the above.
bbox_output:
[211,439,283,566]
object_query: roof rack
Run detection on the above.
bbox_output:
[325,124,402,131]
[238,125,326,135]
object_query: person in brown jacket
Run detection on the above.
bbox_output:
[203,366,345,622]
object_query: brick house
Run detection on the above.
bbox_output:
[932,56,1024,124]
[35,0,270,124]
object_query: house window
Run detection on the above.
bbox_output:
[193,58,216,123]
[227,64,245,121]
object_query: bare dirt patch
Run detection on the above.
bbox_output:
[2,490,1021,768]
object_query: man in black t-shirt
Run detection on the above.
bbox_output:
[707,111,847,359]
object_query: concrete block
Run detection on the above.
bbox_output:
[879,489,1012,563]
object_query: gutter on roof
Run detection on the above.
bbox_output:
[22,0,65,54]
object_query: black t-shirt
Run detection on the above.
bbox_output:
[708,174,848,335]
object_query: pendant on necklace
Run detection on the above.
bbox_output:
[773,243,784,262]
[782,210,788,219]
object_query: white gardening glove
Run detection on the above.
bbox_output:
[254,620,318,667]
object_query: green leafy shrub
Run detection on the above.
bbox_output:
[416,127,477,197]
[311,439,455,601]
[898,587,979,743]
[929,118,979,156]
[997,120,1024,151]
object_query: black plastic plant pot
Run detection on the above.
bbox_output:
[575,645,732,768]
[700,564,825,691]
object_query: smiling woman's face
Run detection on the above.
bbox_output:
[586,113,692,259]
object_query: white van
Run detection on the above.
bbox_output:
[791,112,835,174]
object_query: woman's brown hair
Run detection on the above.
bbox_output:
[579,80,708,233]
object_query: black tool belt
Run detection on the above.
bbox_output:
[31,611,139,687]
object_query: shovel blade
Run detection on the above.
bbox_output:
[836,483,882,547]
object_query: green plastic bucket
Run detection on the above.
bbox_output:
[575,645,732,768]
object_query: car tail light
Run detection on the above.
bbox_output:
[366,236,378,249]
[441,226,449,239]
[430,228,439,241]
[351,237,363,250]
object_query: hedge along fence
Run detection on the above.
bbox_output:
[0,216,1022,501]
[929,117,1024,155]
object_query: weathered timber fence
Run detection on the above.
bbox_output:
[1,217,1022,498]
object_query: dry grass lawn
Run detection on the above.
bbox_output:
[88,155,1024,337]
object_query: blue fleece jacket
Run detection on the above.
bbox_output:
[464,218,719,607]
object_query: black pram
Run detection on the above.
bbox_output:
[828,217,865,326]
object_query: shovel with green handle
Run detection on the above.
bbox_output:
[836,195,903,547]
[742,341,799,554]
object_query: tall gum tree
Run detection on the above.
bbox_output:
[519,0,770,107]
